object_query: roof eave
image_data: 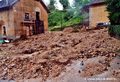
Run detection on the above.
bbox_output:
[39,0,50,13]
[90,2,105,7]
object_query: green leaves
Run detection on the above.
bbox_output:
[106,0,120,24]
[116,1,120,7]
[48,11,62,26]
[48,0,56,11]
[59,0,69,10]
[109,25,120,36]
[106,0,120,37]
[48,0,91,31]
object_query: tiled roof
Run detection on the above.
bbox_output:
[0,0,18,9]
[91,0,105,5]
[0,0,49,12]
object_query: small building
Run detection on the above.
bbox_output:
[89,0,109,28]
[0,0,49,38]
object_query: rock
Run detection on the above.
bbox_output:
[58,58,70,64]
[63,27,74,33]
[37,59,47,64]
[80,61,84,66]
[50,65,63,77]
[81,62,107,77]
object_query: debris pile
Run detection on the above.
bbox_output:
[81,62,108,77]
[0,28,120,80]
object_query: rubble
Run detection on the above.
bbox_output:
[81,62,108,77]
[0,28,120,80]
[112,70,120,78]
[63,27,75,33]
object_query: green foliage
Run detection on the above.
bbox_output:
[48,10,66,27]
[48,0,56,11]
[48,0,91,31]
[74,0,90,7]
[49,15,82,31]
[106,0,120,37]
[59,0,69,10]
[63,17,82,27]
[106,0,120,24]
[109,25,120,36]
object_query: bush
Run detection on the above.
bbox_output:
[106,0,120,24]
[48,10,83,31]
[109,25,120,37]
[106,0,120,38]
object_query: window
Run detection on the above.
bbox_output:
[24,13,30,21]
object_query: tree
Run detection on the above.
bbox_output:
[106,0,120,24]
[48,0,56,11]
[106,0,120,37]
[59,0,69,10]
[73,0,90,8]
[72,0,90,18]
[48,0,91,31]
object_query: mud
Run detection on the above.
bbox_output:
[0,28,120,81]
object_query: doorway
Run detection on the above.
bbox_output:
[3,26,6,36]
[35,12,44,34]
[36,12,40,20]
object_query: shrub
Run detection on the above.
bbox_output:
[109,25,120,37]
[106,0,120,37]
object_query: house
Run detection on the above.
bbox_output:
[89,0,109,28]
[0,0,49,38]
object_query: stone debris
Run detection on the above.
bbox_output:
[0,28,120,80]
[81,62,108,77]
[112,70,120,78]
[63,27,75,33]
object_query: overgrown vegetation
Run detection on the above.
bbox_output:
[48,0,90,31]
[106,0,120,37]
[109,25,120,37]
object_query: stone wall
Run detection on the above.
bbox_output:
[14,0,48,36]
[0,9,15,36]
[0,0,48,37]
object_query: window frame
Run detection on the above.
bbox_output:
[24,13,30,21]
